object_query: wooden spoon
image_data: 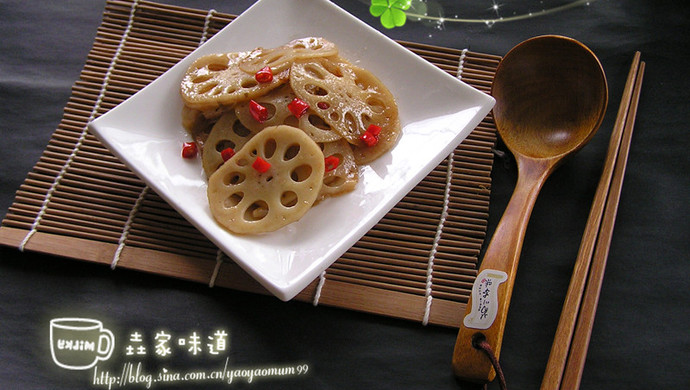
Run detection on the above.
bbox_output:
[452,35,608,384]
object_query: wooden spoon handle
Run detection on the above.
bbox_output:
[452,157,554,383]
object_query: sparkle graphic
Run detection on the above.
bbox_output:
[489,0,502,18]
[369,0,597,29]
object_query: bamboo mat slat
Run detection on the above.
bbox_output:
[0,0,500,328]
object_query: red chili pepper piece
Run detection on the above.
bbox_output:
[254,66,273,83]
[360,130,378,147]
[181,142,198,158]
[366,124,382,137]
[287,97,310,118]
[360,124,382,147]
[324,155,340,172]
[249,100,269,122]
[252,156,271,173]
[220,147,235,162]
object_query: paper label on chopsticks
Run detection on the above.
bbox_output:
[463,269,508,330]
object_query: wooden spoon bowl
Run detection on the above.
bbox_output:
[493,36,608,159]
[452,35,607,384]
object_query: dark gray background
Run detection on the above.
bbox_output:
[1,1,688,388]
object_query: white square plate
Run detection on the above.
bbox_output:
[89,0,494,301]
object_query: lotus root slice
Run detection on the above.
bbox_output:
[207,125,325,234]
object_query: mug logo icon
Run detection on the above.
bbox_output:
[50,318,115,370]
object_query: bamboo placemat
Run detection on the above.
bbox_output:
[0,0,501,328]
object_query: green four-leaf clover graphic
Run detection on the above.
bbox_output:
[370,0,412,29]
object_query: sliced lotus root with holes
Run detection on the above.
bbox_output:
[299,110,341,143]
[317,139,358,202]
[238,37,338,75]
[180,51,289,112]
[234,84,299,133]
[290,56,401,163]
[201,111,257,177]
[207,125,325,234]
[234,84,341,143]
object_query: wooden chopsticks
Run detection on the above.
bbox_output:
[541,52,645,390]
